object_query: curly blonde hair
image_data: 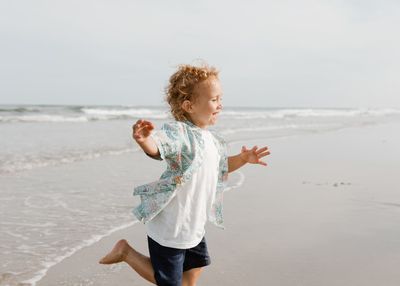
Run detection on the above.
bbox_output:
[165,63,219,121]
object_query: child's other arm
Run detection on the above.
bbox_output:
[132,119,160,159]
[228,146,270,173]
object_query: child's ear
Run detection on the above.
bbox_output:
[181,100,193,113]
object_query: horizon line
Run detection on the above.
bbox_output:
[0,103,398,110]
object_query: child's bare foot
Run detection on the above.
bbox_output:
[99,239,131,264]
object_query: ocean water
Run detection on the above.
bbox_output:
[1,104,399,286]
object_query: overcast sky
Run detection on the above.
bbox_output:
[0,0,399,108]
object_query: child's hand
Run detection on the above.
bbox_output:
[132,119,155,143]
[240,146,270,166]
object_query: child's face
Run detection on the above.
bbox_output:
[187,77,223,129]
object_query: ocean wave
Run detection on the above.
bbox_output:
[81,107,169,119]
[21,221,138,286]
[222,108,400,119]
[0,147,137,174]
[0,106,170,123]
[0,107,42,113]
[0,115,90,123]
[1,106,399,123]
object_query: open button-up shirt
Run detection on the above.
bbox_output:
[132,120,228,229]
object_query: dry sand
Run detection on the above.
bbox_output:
[38,121,400,286]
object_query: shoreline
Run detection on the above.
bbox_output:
[24,221,138,286]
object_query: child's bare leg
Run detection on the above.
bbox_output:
[182,267,203,286]
[99,239,156,284]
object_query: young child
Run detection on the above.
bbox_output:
[99,63,270,286]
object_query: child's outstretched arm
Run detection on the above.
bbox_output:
[132,119,160,159]
[228,146,270,173]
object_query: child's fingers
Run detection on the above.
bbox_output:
[258,160,268,166]
[257,151,271,158]
[133,133,141,140]
[132,119,143,130]
[141,120,153,127]
[147,122,155,130]
[133,120,154,133]
[141,120,154,131]
[136,126,152,137]
[146,122,155,131]
[134,124,146,133]
[140,123,154,133]
[255,146,269,154]
[143,119,153,124]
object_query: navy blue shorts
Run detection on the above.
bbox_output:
[147,236,211,286]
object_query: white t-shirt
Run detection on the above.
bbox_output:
[146,129,220,249]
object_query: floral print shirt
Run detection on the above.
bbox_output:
[132,120,229,229]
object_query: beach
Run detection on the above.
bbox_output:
[1,106,400,285]
[2,0,400,284]
[38,120,400,286]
